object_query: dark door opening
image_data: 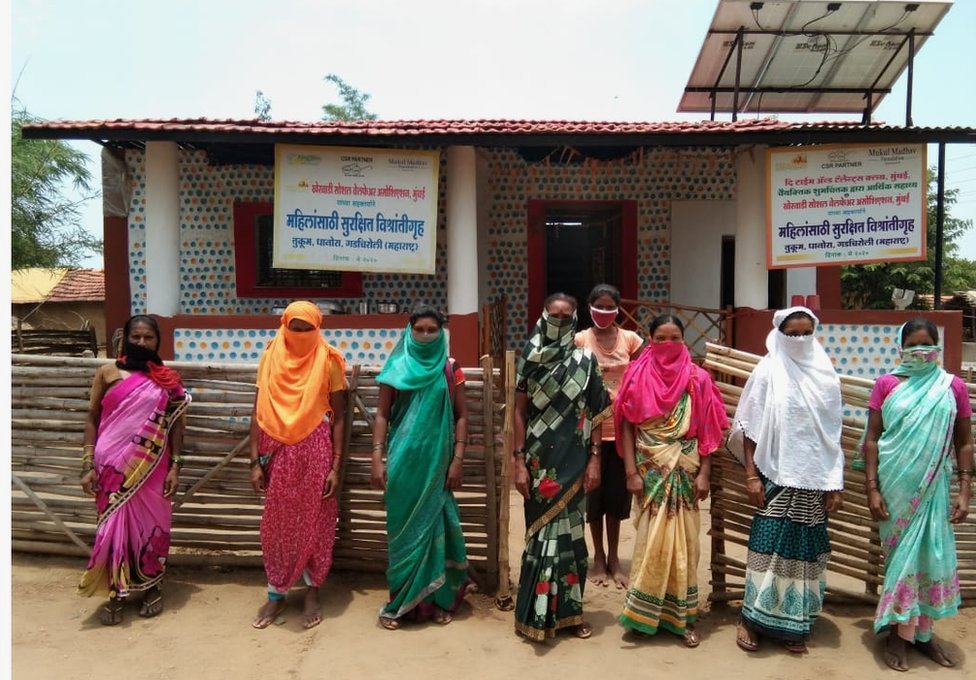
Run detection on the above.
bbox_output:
[720,236,735,310]
[527,200,638,330]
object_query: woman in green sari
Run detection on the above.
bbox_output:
[513,293,612,642]
[863,318,973,672]
[371,305,470,630]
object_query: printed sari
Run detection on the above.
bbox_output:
[378,326,470,620]
[618,358,727,637]
[79,372,190,598]
[514,312,612,641]
[873,360,960,640]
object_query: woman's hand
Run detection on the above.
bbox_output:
[824,490,843,513]
[694,471,710,502]
[514,458,530,499]
[81,469,98,497]
[163,466,180,499]
[745,477,765,508]
[445,457,463,491]
[626,471,643,496]
[583,456,601,494]
[950,492,970,524]
[867,488,889,521]
[370,459,387,491]
[250,465,266,494]
[321,469,338,498]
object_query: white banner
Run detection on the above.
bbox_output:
[273,145,439,274]
[767,144,927,269]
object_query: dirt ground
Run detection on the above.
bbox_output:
[11,494,973,680]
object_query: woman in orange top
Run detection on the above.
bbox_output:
[249,301,347,630]
[574,284,644,588]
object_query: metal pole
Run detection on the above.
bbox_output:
[732,27,744,122]
[906,29,915,127]
[934,143,946,309]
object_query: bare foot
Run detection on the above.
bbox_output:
[302,587,321,630]
[589,556,609,586]
[607,560,629,589]
[915,639,954,667]
[884,631,909,672]
[252,598,286,629]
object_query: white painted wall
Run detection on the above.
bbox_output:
[786,267,817,302]
[144,141,181,316]
[476,150,492,307]
[734,145,769,308]
[671,200,736,309]
[445,146,479,315]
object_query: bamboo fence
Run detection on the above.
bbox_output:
[10,353,511,594]
[704,342,976,606]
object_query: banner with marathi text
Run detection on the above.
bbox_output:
[767,143,926,269]
[273,145,439,274]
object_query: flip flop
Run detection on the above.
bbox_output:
[379,615,401,631]
[735,622,759,653]
[783,640,807,654]
[683,628,701,648]
[251,600,286,630]
[573,622,593,639]
[138,589,163,618]
[432,608,453,625]
[303,611,322,630]
[914,639,955,668]
[98,600,124,626]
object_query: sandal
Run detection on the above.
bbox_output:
[573,622,593,639]
[251,599,286,629]
[683,628,701,648]
[783,640,807,654]
[379,615,401,630]
[431,608,453,625]
[98,599,124,626]
[735,622,759,653]
[138,587,163,618]
[914,639,954,667]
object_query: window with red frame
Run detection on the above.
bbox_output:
[233,202,362,298]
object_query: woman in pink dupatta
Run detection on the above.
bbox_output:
[615,315,728,647]
[79,315,190,625]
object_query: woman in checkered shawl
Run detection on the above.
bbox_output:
[512,293,612,642]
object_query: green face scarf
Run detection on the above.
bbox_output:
[892,344,942,377]
[377,324,448,391]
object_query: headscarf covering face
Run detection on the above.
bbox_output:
[376,322,448,391]
[116,314,182,390]
[728,306,845,491]
[894,321,942,377]
[614,338,693,428]
[255,301,345,445]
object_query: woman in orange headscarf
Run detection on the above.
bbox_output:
[249,301,347,630]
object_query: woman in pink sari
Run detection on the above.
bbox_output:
[79,315,190,625]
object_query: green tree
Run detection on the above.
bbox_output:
[321,73,377,121]
[254,90,272,121]
[841,168,974,309]
[11,102,101,269]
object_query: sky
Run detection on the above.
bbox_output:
[8,0,976,267]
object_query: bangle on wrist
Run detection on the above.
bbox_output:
[170,454,184,469]
[745,475,760,481]
[514,447,526,457]
[249,458,262,468]
[372,443,386,452]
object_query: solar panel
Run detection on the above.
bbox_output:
[679,0,953,117]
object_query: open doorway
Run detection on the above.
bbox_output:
[527,200,637,329]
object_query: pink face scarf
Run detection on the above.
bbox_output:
[589,306,619,330]
[614,340,693,430]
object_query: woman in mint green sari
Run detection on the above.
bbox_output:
[863,318,973,672]
[371,305,470,630]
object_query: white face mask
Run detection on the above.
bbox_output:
[779,332,815,360]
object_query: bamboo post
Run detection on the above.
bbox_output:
[337,364,361,499]
[480,354,500,593]
[494,350,516,610]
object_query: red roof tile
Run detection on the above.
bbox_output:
[46,268,104,302]
[25,116,967,139]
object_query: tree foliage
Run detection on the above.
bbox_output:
[321,73,377,121]
[11,102,101,269]
[840,168,974,309]
[254,90,272,121]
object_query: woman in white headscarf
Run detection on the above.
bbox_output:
[728,307,844,655]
